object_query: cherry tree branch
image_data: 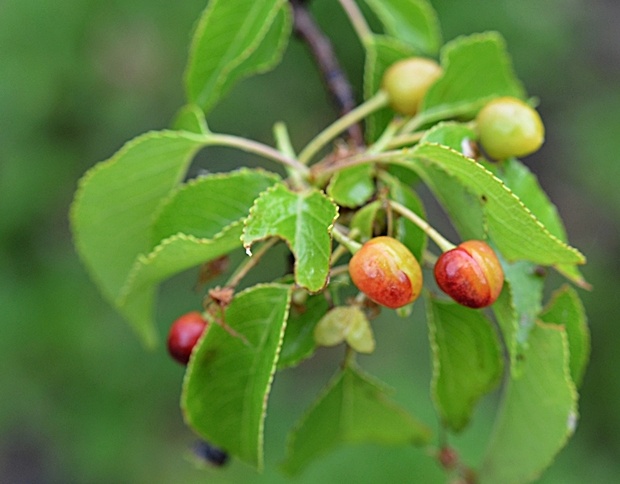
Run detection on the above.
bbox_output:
[290,0,364,147]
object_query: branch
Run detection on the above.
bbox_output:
[291,0,364,147]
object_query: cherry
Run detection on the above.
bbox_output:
[167,311,208,365]
[476,97,545,160]
[349,236,423,309]
[382,57,443,115]
[434,240,504,308]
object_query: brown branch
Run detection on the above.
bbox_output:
[290,0,364,147]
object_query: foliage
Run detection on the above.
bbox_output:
[69,0,590,482]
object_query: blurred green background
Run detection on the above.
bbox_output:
[2,0,619,482]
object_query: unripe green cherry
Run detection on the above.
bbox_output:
[476,97,545,160]
[434,240,504,309]
[349,236,423,309]
[382,57,443,115]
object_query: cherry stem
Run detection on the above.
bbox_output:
[389,201,456,252]
[338,0,373,44]
[226,238,279,289]
[332,225,362,254]
[204,132,310,177]
[298,90,389,165]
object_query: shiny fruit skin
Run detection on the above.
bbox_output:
[382,57,443,115]
[167,311,208,365]
[349,236,423,309]
[476,97,545,160]
[434,240,504,308]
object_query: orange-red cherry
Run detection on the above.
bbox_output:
[349,236,423,309]
[167,311,208,365]
[434,240,504,308]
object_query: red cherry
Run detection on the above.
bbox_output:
[167,311,208,365]
[434,240,504,308]
[349,236,423,309]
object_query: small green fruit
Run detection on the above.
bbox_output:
[476,97,545,159]
[382,57,443,115]
[349,236,423,309]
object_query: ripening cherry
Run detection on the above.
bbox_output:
[476,97,545,160]
[167,311,208,365]
[382,57,443,115]
[349,236,423,309]
[434,240,504,308]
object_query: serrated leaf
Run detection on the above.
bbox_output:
[380,172,427,261]
[182,284,292,470]
[422,121,478,156]
[421,32,525,119]
[363,0,441,54]
[406,143,586,266]
[414,126,485,240]
[364,35,418,141]
[282,364,431,475]
[153,169,280,242]
[242,184,339,292]
[171,104,210,134]
[427,297,503,433]
[492,158,588,287]
[540,285,590,387]
[185,0,291,114]
[327,164,375,208]
[480,322,578,484]
[278,294,330,369]
[70,131,206,345]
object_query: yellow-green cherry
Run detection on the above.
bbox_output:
[434,240,504,308]
[349,236,423,309]
[382,57,443,115]
[476,97,545,160]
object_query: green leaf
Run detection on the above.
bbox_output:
[185,0,291,114]
[70,131,205,345]
[171,104,209,134]
[480,322,578,484]
[242,184,339,292]
[364,35,418,141]
[406,143,586,266]
[492,158,589,287]
[117,169,279,343]
[153,169,280,242]
[363,0,442,54]
[422,121,478,156]
[492,260,545,377]
[327,164,375,208]
[182,284,292,470]
[350,200,383,241]
[282,364,431,475]
[540,285,590,387]
[380,172,427,261]
[278,293,329,369]
[415,125,485,240]
[427,297,503,433]
[421,32,525,119]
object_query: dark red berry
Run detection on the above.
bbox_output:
[167,311,208,365]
